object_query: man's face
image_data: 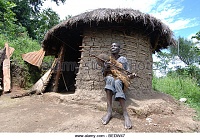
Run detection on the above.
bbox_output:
[110,43,120,54]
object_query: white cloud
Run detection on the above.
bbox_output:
[42,0,159,19]
[42,0,198,32]
[151,10,198,31]
[168,18,198,30]
[148,0,198,31]
[152,8,182,20]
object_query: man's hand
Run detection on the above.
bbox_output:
[128,73,137,79]
[104,61,111,70]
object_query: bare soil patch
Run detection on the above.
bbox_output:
[0,86,199,133]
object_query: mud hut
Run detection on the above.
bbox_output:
[40,8,175,99]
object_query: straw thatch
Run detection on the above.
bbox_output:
[42,8,176,55]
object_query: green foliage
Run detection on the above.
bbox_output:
[10,0,65,40]
[29,0,66,12]
[153,74,200,119]
[0,0,16,24]
[11,0,66,14]
[0,34,40,87]
[153,76,200,103]
[34,8,60,42]
[192,31,200,41]
[169,37,199,65]
[167,65,200,85]
[2,0,69,41]
[0,0,26,39]
[10,37,41,63]
[0,34,53,88]
[10,0,34,38]
[0,34,7,47]
[0,34,41,64]
[0,0,16,26]
[154,51,172,75]
[0,0,61,88]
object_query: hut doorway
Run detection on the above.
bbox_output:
[44,32,83,94]
[57,33,82,93]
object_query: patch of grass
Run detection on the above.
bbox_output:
[153,75,200,120]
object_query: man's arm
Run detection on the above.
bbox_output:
[118,56,137,79]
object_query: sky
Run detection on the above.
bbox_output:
[42,0,200,40]
[42,0,200,76]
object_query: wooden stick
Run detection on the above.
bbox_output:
[89,54,141,79]
[61,72,68,91]
[79,46,101,48]
[53,45,65,92]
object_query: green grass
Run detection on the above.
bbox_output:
[153,75,200,120]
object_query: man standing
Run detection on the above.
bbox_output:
[101,42,132,129]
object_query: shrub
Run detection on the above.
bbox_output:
[0,34,53,89]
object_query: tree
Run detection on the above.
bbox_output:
[0,0,26,39]
[0,0,16,30]
[10,0,66,39]
[192,31,200,42]
[10,0,34,38]
[34,8,60,42]
[29,0,66,13]
[169,37,199,66]
[153,51,172,75]
[1,0,67,40]
[192,31,200,64]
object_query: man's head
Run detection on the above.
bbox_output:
[110,43,120,54]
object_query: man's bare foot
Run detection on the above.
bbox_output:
[101,113,112,125]
[124,113,132,129]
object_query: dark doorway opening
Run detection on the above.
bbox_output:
[57,31,82,93]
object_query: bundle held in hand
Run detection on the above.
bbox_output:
[90,53,133,90]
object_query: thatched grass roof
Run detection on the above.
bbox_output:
[42,8,176,55]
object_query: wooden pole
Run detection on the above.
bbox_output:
[3,43,12,93]
[53,45,65,92]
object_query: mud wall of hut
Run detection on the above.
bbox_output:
[75,27,153,93]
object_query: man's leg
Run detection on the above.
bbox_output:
[114,79,132,129]
[102,76,115,125]
[118,98,132,129]
[101,89,113,125]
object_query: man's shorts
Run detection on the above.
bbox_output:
[104,75,126,100]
